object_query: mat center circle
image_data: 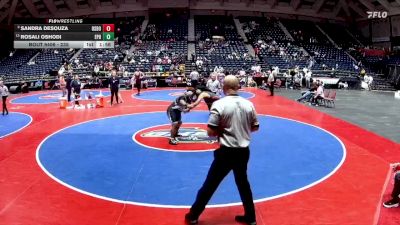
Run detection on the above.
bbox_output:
[133,123,219,152]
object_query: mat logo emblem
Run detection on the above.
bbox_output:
[39,94,63,99]
[141,128,217,144]
[168,92,185,97]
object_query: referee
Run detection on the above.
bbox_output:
[185,75,259,225]
[0,81,9,115]
[109,69,119,105]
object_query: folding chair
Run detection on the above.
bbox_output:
[324,90,336,108]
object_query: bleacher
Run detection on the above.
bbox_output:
[193,16,256,74]
[123,41,187,72]
[283,20,358,72]
[0,16,396,91]
[319,23,362,49]
[195,16,240,41]
[240,17,308,70]
[13,49,74,76]
[0,50,38,77]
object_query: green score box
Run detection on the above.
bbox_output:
[102,32,114,41]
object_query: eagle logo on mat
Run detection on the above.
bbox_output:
[141,128,217,144]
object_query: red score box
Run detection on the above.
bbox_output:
[102,24,114,32]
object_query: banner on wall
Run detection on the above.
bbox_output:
[372,37,390,42]
[392,16,400,37]
[359,48,387,56]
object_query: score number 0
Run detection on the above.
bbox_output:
[102,24,114,32]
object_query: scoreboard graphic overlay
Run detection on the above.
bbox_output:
[14,19,114,49]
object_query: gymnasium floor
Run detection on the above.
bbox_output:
[0,87,399,225]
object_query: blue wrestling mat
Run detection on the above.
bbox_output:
[37,111,345,207]
[11,90,111,104]
[0,112,32,138]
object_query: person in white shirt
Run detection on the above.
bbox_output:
[190,70,200,87]
[303,67,308,75]
[58,65,65,76]
[311,83,324,106]
[305,71,312,89]
[367,75,373,91]
[185,75,259,225]
[94,65,99,75]
[267,70,276,96]
[195,59,203,67]
[206,74,221,94]
[283,72,291,89]
[364,75,370,83]
[239,69,246,77]
[0,81,9,115]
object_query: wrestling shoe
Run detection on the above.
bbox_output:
[185,213,198,225]
[383,199,399,208]
[169,138,178,145]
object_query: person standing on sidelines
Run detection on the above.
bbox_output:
[59,74,67,97]
[185,75,259,225]
[0,81,9,115]
[206,73,221,94]
[109,69,119,105]
[267,68,276,96]
[66,73,73,102]
[190,70,200,88]
[71,75,82,108]
[134,68,144,96]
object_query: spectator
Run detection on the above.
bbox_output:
[310,82,324,106]
[0,81,9,115]
[305,70,312,89]
[383,163,400,208]
[206,73,221,94]
[190,70,200,88]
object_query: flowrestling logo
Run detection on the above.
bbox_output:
[367,11,388,19]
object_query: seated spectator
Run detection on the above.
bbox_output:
[259,80,268,90]
[310,82,324,106]
[297,82,317,102]
[21,82,29,93]
[338,81,348,89]
[367,75,373,91]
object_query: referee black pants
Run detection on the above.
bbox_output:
[2,96,8,115]
[190,146,256,221]
[268,82,275,96]
[67,88,72,102]
[191,79,198,88]
[110,88,119,104]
